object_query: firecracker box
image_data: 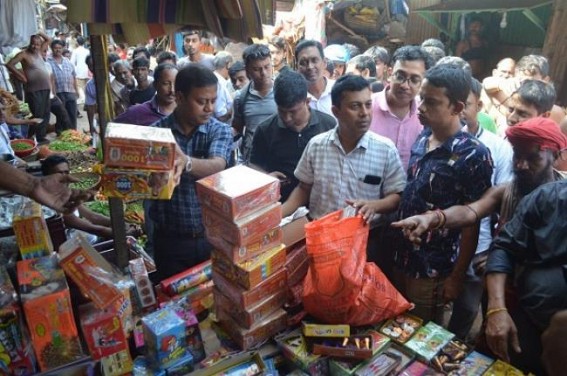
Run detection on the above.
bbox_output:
[217,308,287,350]
[214,287,286,329]
[455,351,494,376]
[104,122,176,171]
[164,352,194,375]
[165,297,206,363]
[190,351,266,376]
[12,199,53,260]
[275,329,329,376]
[206,226,283,264]
[431,339,472,374]
[202,202,282,245]
[212,267,287,310]
[404,322,454,362]
[211,244,286,290]
[17,255,85,371]
[286,243,309,286]
[329,333,397,376]
[141,307,188,369]
[302,323,350,338]
[0,303,36,375]
[59,236,123,310]
[196,165,280,221]
[101,167,175,200]
[159,260,212,296]
[483,359,527,376]
[379,313,423,344]
[100,349,134,376]
[132,356,166,375]
[381,343,415,375]
[79,302,129,360]
[355,351,405,376]
[399,360,444,375]
[129,258,157,309]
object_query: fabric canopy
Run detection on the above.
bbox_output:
[66,0,264,43]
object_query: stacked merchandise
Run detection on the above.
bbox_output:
[101,122,178,200]
[196,165,288,350]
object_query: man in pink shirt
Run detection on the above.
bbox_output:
[370,46,433,170]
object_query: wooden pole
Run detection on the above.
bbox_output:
[543,0,567,106]
[89,34,129,269]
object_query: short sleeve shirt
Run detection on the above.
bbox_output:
[307,78,335,118]
[393,129,494,278]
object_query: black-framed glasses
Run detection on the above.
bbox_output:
[391,71,422,87]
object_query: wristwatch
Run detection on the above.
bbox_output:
[185,156,192,173]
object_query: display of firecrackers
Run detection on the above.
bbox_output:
[431,339,472,374]
[483,359,531,376]
[275,329,330,376]
[405,322,455,362]
[400,360,444,375]
[101,349,134,376]
[380,314,423,344]
[0,298,36,374]
[129,257,157,309]
[285,243,308,286]
[328,331,392,376]
[104,122,177,171]
[58,235,124,310]
[133,355,166,376]
[447,351,494,376]
[190,351,266,376]
[79,302,129,360]
[312,333,381,360]
[159,260,212,296]
[162,297,206,363]
[302,323,350,338]
[12,198,53,260]
[141,306,189,369]
[17,255,85,371]
[195,165,280,221]
[208,226,283,264]
[101,167,175,200]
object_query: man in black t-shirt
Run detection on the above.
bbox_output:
[129,57,156,105]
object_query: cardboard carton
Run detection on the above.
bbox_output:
[101,167,175,200]
[275,329,329,376]
[404,322,454,362]
[12,199,53,260]
[214,288,285,329]
[206,226,283,264]
[302,323,350,338]
[142,307,188,369]
[79,302,128,360]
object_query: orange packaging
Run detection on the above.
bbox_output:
[59,236,124,310]
[17,255,85,371]
[206,226,283,264]
[196,165,280,220]
[211,244,286,290]
[12,199,53,260]
[79,302,129,360]
[104,122,176,170]
[102,167,175,200]
[202,202,282,245]
[217,308,287,350]
[214,288,286,329]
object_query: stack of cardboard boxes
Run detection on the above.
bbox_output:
[196,165,288,350]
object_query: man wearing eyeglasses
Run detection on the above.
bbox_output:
[369,46,434,170]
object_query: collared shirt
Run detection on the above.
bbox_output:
[70,46,90,79]
[369,87,423,170]
[486,180,567,329]
[213,71,233,118]
[394,128,493,278]
[250,109,336,201]
[295,127,407,220]
[48,57,76,94]
[149,114,232,232]
[113,96,167,126]
[308,78,335,118]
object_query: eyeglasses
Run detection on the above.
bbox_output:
[391,71,423,87]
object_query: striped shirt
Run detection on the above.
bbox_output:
[295,127,407,219]
[48,57,76,94]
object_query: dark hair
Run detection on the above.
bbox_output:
[157,51,177,65]
[85,54,93,67]
[424,64,471,105]
[391,45,434,70]
[436,56,472,76]
[363,46,390,65]
[132,57,150,69]
[50,40,65,49]
[469,77,482,98]
[348,55,376,77]
[76,36,85,46]
[326,60,334,76]
[331,75,370,107]
[41,155,69,176]
[108,53,120,65]
[422,46,445,64]
[516,55,549,78]
[183,30,201,40]
[514,79,556,114]
[63,49,71,56]
[242,44,271,67]
[228,61,245,78]
[269,36,286,51]
[421,38,445,50]
[295,40,324,62]
[153,63,178,83]
[274,71,308,108]
[133,47,151,60]
[175,64,218,96]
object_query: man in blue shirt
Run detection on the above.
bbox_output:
[150,64,232,281]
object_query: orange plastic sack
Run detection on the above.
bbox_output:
[303,210,412,325]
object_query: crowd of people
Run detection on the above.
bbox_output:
[1,27,566,375]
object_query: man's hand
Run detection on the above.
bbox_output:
[173,144,188,185]
[391,212,437,244]
[473,252,489,276]
[345,199,377,223]
[29,174,93,214]
[442,272,464,303]
[485,310,522,362]
[268,171,287,180]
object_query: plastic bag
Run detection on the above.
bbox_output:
[303,210,411,325]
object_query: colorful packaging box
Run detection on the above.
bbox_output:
[129,258,157,309]
[12,199,53,260]
[431,339,472,373]
[141,307,188,369]
[102,167,175,200]
[286,243,309,286]
[165,352,193,375]
[159,260,212,297]
[101,349,134,376]
[104,122,176,170]
[0,303,36,375]
[214,288,285,329]
[456,351,494,376]
[275,329,329,376]
[190,351,266,376]
[211,244,286,290]
[166,297,206,363]
[400,360,444,375]
[217,308,287,350]
[132,356,166,376]
[202,202,282,245]
[79,302,129,360]
[354,351,402,375]
[483,359,527,376]
[379,313,423,344]
[381,343,415,375]
[329,333,395,376]
[17,255,85,371]
[302,323,350,338]
[212,268,287,310]
[404,322,454,362]
[206,226,283,264]
[196,165,280,220]
[59,236,124,310]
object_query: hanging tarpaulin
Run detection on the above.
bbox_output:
[0,0,37,48]
[66,0,263,44]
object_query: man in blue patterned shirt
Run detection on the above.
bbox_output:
[392,64,493,323]
[150,64,232,281]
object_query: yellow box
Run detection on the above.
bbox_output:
[302,322,350,338]
[12,199,53,260]
[102,167,175,200]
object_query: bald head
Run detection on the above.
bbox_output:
[493,58,515,79]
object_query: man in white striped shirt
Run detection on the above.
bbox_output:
[282,75,406,225]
